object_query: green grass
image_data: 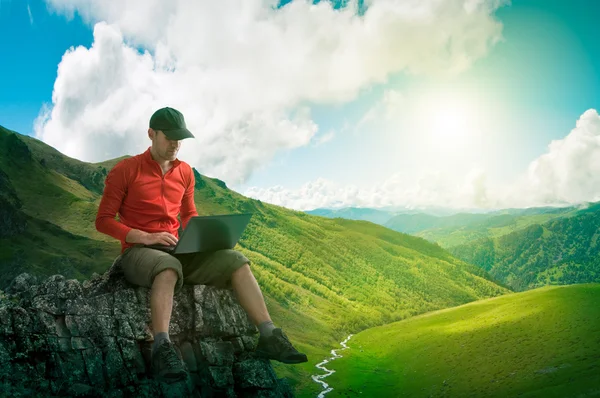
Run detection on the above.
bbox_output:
[415,212,576,249]
[327,283,600,397]
[0,214,120,287]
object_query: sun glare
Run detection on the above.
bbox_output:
[433,105,470,138]
[415,92,480,149]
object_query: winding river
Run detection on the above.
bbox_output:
[311,334,354,398]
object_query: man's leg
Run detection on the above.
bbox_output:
[180,250,307,364]
[151,269,179,336]
[230,263,271,325]
[120,247,187,380]
[181,251,272,325]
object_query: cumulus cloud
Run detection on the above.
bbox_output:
[37,0,505,184]
[505,109,600,207]
[246,109,600,211]
[244,168,497,210]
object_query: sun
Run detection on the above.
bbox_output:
[432,104,470,140]
[416,93,479,149]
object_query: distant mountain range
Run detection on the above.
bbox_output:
[385,206,578,247]
[307,206,580,246]
[305,207,399,225]
[305,205,487,224]
[308,203,600,292]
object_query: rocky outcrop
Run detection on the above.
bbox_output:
[0,256,293,397]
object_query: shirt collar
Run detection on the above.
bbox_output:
[143,147,181,168]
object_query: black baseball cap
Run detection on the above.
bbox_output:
[149,107,195,140]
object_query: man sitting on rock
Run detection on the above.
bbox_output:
[95,107,307,382]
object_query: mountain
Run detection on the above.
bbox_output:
[384,206,576,248]
[328,283,600,397]
[384,212,489,234]
[0,129,119,287]
[448,204,600,291]
[305,207,397,225]
[308,206,576,250]
[305,206,489,226]
[0,125,511,396]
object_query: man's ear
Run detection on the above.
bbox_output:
[148,128,155,140]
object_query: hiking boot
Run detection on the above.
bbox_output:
[152,340,188,382]
[255,328,308,364]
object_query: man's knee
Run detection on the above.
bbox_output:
[155,268,179,282]
[233,262,251,275]
[151,256,184,291]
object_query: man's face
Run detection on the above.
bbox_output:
[150,129,181,161]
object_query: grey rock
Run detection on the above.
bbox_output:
[66,382,96,397]
[71,336,93,350]
[233,359,278,389]
[209,365,234,388]
[32,310,57,335]
[82,346,105,387]
[0,304,14,335]
[65,297,97,315]
[0,341,11,364]
[59,279,84,300]
[39,274,66,296]
[0,255,293,397]
[6,273,37,294]
[12,306,32,334]
[32,294,62,314]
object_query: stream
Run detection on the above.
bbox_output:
[311,334,354,398]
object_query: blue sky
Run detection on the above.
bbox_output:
[0,0,92,134]
[1,0,600,210]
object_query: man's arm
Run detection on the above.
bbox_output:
[95,162,135,242]
[180,166,199,229]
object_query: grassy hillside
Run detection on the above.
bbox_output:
[385,207,575,248]
[328,283,600,398]
[448,205,600,292]
[0,126,511,396]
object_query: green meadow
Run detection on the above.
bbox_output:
[327,283,600,398]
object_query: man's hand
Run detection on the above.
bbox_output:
[126,229,178,246]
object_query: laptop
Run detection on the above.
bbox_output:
[144,213,253,254]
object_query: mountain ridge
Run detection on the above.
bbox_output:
[449,205,600,291]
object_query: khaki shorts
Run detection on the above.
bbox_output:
[119,245,250,292]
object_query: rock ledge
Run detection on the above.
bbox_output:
[0,257,293,397]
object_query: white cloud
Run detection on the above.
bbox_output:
[244,168,497,210]
[313,130,335,146]
[38,0,505,184]
[505,109,600,207]
[245,109,600,211]
[353,88,404,134]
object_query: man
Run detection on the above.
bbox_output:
[96,107,307,382]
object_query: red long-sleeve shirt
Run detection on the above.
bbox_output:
[96,147,198,253]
